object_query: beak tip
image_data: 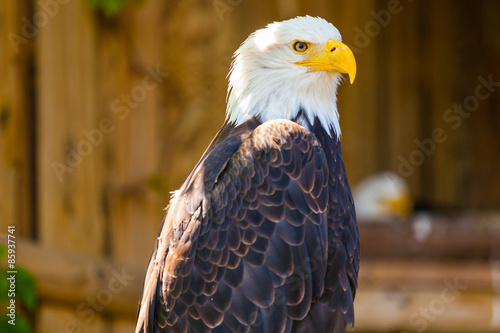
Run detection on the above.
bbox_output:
[348,72,356,84]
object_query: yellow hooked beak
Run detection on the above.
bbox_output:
[296,40,357,84]
[380,193,413,218]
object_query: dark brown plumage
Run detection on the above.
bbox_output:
[136,117,359,332]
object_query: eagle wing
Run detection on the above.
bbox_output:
[136,119,358,333]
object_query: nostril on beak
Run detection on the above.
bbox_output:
[330,47,337,52]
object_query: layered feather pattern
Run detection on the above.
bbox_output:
[136,119,359,333]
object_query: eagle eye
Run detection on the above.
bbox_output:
[293,41,308,53]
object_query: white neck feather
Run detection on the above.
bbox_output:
[226,67,342,138]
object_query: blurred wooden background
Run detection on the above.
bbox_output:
[1,0,500,332]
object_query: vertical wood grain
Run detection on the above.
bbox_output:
[336,0,380,185]
[36,0,108,331]
[384,0,423,199]
[0,1,35,238]
[102,0,165,269]
[461,1,500,209]
[426,1,462,208]
[37,0,105,254]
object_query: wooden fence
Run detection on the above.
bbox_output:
[1,0,500,332]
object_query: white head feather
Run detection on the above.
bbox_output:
[226,16,346,137]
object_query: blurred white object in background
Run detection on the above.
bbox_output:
[411,212,433,242]
[353,172,413,222]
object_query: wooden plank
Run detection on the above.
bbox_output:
[37,0,106,255]
[111,319,136,333]
[359,259,493,292]
[359,213,500,259]
[0,1,35,238]
[102,0,166,268]
[354,289,497,333]
[461,1,500,209]
[384,0,423,198]
[335,0,380,187]
[13,238,142,318]
[38,305,108,333]
[35,0,108,331]
[426,1,462,208]
[164,0,259,188]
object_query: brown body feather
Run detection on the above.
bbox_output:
[136,118,359,333]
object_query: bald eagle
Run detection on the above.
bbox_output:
[353,172,413,222]
[136,16,359,333]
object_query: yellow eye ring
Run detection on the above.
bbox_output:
[293,41,308,53]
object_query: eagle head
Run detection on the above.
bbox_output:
[226,16,356,137]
